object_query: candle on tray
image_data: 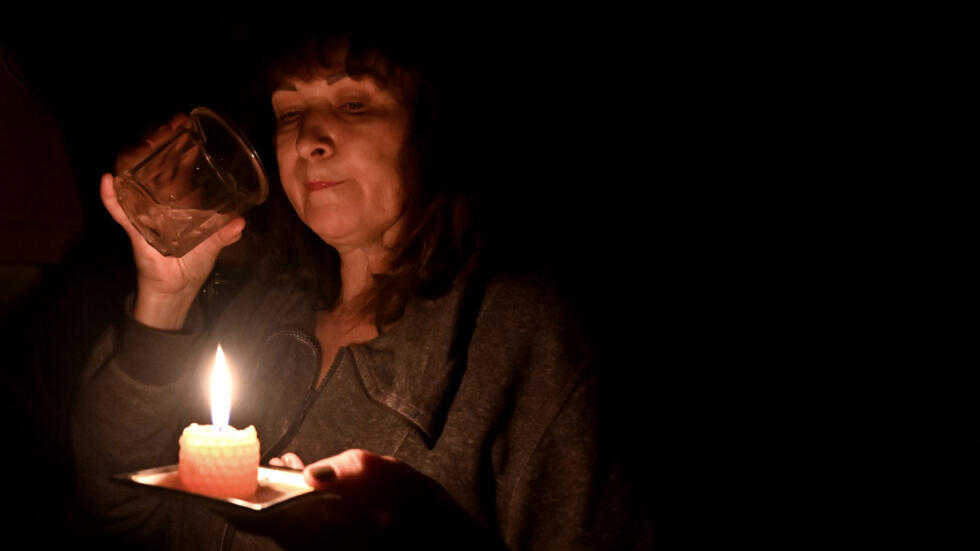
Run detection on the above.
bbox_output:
[178,345,260,499]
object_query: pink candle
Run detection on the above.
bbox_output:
[178,345,259,499]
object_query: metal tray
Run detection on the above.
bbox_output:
[115,464,324,513]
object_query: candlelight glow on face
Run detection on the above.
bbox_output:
[211,345,231,429]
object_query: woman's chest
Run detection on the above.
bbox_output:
[235,320,503,521]
[286,349,416,462]
[314,311,379,387]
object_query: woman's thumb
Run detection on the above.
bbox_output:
[218,217,246,246]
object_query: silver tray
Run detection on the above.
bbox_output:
[115,464,325,513]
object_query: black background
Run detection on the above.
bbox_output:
[1,5,663,543]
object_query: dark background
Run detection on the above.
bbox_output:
[1,5,659,543]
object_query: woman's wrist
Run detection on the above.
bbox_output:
[133,286,200,330]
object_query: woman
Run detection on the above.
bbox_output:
[74,27,647,550]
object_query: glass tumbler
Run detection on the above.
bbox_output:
[113,107,268,257]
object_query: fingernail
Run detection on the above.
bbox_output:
[309,464,335,481]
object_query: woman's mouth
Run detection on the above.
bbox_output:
[306,180,343,191]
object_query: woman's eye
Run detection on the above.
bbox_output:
[342,101,367,113]
[277,110,302,123]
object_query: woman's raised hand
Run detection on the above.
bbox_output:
[101,114,246,330]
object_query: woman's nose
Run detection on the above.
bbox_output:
[296,111,336,159]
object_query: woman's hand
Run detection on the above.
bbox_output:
[268,452,305,470]
[220,449,506,550]
[101,114,245,330]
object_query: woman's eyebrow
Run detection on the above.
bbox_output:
[274,72,350,91]
[327,72,349,85]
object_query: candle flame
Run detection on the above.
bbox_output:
[211,345,231,429]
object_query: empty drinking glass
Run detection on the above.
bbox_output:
[113,107,268,257]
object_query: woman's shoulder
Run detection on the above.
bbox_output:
[470,269,595,383]
[207,272,316,333]
[479,270,589,336]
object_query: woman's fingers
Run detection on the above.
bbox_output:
[302,449,399,491]
[102,170,245,265]
[164,112,190,132]
[114,113,191,174]
[187,215,246,261]
[282,453,304,470]
[269,452,305,470]
[99,173,141,242]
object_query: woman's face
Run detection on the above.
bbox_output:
[271,58,411,254]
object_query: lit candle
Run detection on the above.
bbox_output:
[178,345,260,498]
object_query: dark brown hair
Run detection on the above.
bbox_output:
[253,26,481,326]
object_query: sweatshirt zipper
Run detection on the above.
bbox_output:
[220,330,333,551]
[304,347,341,410]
